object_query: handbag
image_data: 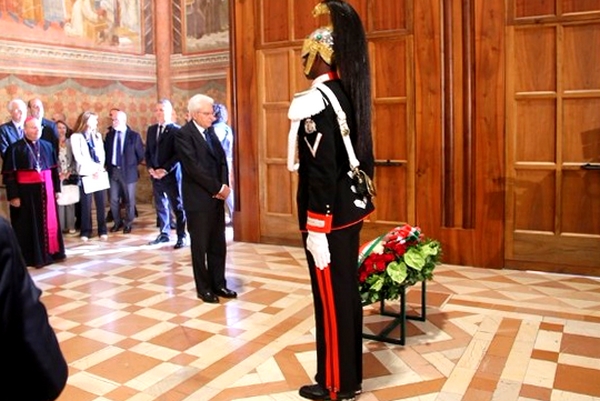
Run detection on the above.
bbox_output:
[57,182,80,205]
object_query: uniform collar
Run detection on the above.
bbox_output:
[311,71,339,87]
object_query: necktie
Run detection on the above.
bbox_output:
[204,129,215,153]
[116,131,123,167]
[17,126,23,139]
[155,125,162,165]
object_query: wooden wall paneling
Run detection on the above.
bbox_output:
[292,1,321,41]
[562,0,600,14]
[465,0,505,268]
[370,0,407,32]
[260,0,291,44]
[414,0,443,243]
[232,0,260,242]
[513,0,556,19]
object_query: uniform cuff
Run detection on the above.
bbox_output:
[306,211,332,233]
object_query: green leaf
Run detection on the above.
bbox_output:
[371,275,385,292]
[404,247,425,270]
[387,261,408,284]
[421,241,440,258]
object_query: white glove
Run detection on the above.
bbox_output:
[306,231,330,270]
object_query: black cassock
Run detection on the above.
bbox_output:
[2,138,65,268]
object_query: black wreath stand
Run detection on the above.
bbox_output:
[362,280,427,346]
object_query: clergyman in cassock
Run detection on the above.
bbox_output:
[1,116,65,268]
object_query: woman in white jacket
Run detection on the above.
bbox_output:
[70,111,108,241]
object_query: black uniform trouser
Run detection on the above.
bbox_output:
[303,221,363,395]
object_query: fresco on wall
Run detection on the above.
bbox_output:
[0,0,143,54]
[183,0,229,54]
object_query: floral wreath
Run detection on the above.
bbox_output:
[357,224,442,305]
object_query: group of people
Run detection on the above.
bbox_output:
[0,96,235,295]
[1,1,374,400]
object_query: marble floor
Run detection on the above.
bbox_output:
[30,205,600,401]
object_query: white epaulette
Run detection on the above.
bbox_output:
[288,87,327,121]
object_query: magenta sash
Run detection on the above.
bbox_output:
[16,170,60,254]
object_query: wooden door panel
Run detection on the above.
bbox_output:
[371,167,408,223]
[260,0,290,43]
[563,99,600,161]
[514,170,556,232]
[515,99,556,163]
[563,24,600,90]
[562,170,600,235]
[373,103,407,160]
[513,27,556,92]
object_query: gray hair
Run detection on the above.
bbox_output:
[187,94,214,113]
[7,98,26,112]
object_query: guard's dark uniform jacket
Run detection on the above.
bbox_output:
[288,76,374,234]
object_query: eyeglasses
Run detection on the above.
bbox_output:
[199,111,214,116]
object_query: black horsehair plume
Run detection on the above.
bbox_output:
[323,0,374,175]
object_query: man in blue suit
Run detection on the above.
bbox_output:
[145,99,187,249]
[0,98,27,160]
[104,110,144,234]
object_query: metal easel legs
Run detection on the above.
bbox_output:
[362,280,427,345]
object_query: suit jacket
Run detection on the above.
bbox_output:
[104,126,144,184]
[145,122,182,183]
[40,117,59,157]
[0,216,68,401]
[174,122,228,212]
[0,121,22,160]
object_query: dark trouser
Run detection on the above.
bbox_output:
[109,168,137,228]
[79,186,107,237]
[186,205,227,293]
[303,221,363,395]
[152,178,186,239]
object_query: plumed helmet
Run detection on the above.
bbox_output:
[301,27,335,76]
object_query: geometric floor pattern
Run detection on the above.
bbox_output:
[30,205,600,401]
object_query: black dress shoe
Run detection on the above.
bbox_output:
[110,223,123,232]
[148,234,169,245]
[123,226,132,234]
[173,238,186,249]
[197,290,219,303]
[213,287,237,298]
[299,384,355,401]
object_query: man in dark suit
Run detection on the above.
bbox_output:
[174,94,236,303]
[145,99,187,249]
[0,216,68,401]
[28,98,59,157]
[0,98,27,160]
[104,110,144,234]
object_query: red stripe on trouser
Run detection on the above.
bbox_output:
[315,266,341,399]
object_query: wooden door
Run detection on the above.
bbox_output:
[505,2,600,274]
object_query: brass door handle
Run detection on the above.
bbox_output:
[374,159,406,167]
[581,163,600,170]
